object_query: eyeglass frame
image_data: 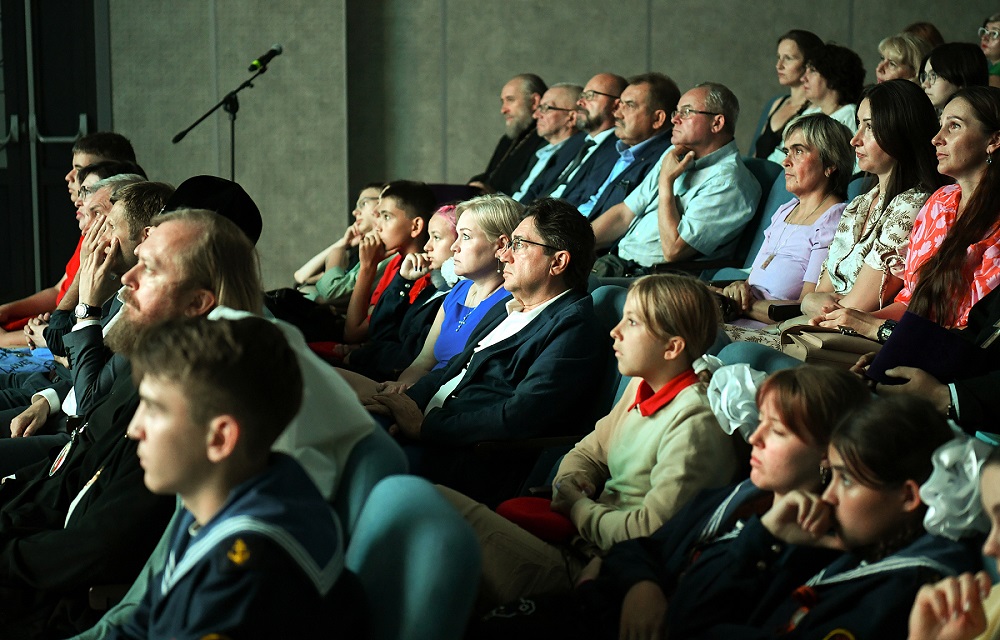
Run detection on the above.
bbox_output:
[979,27,1000,41]
[580,89,621,101]
[536,104,575,114]
[919,70,939,86]
[671,107,721,120]
[502,235,561,254]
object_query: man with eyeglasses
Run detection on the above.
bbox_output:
[529,73,628,204]
[366,198,612,507]
[469,74,548,196]
[577,73,678,221]
[593,82,760,274]
[511,83,585,203]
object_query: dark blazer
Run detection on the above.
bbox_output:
[587,132,672,221]
[0,368,174,637]
[405,288,614,505]
[953,285,1000,429]
[63,323,129,417]
[559,132,622,206]
[469,126,546,195]
[345,273,447,382]
[517,132,587,205]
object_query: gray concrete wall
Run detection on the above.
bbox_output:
[108,0,347,289]
[107,0,993,288]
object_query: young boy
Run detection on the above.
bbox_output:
[113,315,346,638]
[341,180,437,344]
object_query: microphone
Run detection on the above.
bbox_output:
[248,44,283,72]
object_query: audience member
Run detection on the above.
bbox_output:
[294,182,388,302]
[342,204,459,381]
[817,86,1000,339]
[512,83,584,202]
[980,13,1000,88]
[108,316,356,638]
[921,43,990,113]
[340,180,436,344]
[366,198,610,506]
[63,132,137,203]
[340,194,520,398]
[800,43,865,132]
[667,396,981,638]
[574,73,677,219]
[446,274,738,612]
[469,74,547,195]
[721,114,852,329]
[876,32,933,84]
[593,82,760,273]
[799,80,944,320]
[541,73,626,201]
[754,29,824,162]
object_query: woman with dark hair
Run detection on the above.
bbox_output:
[800,43,866,132]
[753,29,825,162]
[801,79,946,318]
[665,395,983,638]
[818,86,1000,339]
[921,43,990,112]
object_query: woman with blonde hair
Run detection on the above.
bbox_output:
[877,32,933,84]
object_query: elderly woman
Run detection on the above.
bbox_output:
[817,86,1000,339]
[721,113,852,329]
[754,29,824,162]
[876,32,932,84]
[921,43,990,113]
[799,43,866,132]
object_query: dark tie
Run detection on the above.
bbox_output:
[543,138,596,196]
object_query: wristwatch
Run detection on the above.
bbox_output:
[74,303,102,320]
[876,319,897,344]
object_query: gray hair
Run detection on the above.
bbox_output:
[695,82,740,137]
[93,173,145,196]
[783,113,854,199]
[549,83,584,104]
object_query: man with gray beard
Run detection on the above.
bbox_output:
[469,73,548,195]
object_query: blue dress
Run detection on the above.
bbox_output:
[431,279,508,370]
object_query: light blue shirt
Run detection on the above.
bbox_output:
[577,133,663,217]
[550,127,617,198]
[617,140,761,267]
[512,137,569,201]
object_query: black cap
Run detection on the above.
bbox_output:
[163,175,262,245]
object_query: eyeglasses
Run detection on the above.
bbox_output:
[536,104,574,114]
[919,71,939,86]
[580,89,620,101]
[671,107,721,120]
[979,27,1000,41]
[502,235,560,254]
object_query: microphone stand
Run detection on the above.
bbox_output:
[172,66,269,182]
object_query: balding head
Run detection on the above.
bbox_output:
[576,73,627,134]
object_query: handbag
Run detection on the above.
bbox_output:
[779,324,881,369]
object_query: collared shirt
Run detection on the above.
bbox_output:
[578,133,663,217]
[629,368,699,417]
[618,140,760,267]
[424,290,571,413]
[512,138,570,201]
[550,128,617,198]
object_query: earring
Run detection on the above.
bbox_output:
[497,259,503,274]
[988,154,993,165]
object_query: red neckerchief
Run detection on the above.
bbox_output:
[408,273,432,304]
[629,368,699,417]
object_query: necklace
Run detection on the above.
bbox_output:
[761,193,833,270]
[455,282,503,332]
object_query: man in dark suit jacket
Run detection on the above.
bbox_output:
[540,72,627,205]
[577,73,679,222]
[512,83,585,204]
[367,199,615,505]
[469,74,548,195]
